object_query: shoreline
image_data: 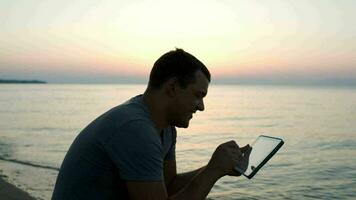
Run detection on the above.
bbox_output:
[0,177,36,200]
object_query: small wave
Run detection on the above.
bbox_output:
[255,124,278,128]
[28,127,76,132]
[269,163,294,168]
[317,139,356,150]
[0,156,59,171]
[213,116,281,121]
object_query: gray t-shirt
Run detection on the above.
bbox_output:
[52,95,176,200]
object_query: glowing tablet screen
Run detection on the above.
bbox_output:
[237,135,284,179]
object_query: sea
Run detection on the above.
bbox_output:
[0,84,355,200]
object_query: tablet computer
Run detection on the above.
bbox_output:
[235,135,284,179]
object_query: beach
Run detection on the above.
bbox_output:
[0,84,355,199]
[0,177,36,200]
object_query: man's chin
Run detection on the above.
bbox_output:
[181,124,189,128]
[175,121,190,128]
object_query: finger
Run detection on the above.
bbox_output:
[240,144,251,153]
[244,146,252,158]
[240,147,252,171]
[234,166,244,175]
[226,140,239,149]
[235,149,244,161]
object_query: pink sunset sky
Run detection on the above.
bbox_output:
[1,0,355,84]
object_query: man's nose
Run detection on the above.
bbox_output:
[197,99,205,111]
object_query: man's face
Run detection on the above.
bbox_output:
[169,70,209,128]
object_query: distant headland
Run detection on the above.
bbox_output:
[0,79,47,84]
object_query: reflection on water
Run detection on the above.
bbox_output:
[0,84,356,200]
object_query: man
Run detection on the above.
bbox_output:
[52,49,252,200]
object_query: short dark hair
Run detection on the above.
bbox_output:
[148,48,211,89]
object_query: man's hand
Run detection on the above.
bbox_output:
[207,141,252,177]
[233,144,252,176]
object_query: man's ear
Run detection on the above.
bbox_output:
[164,77,179,98]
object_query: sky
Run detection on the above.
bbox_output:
[0,0,355,84]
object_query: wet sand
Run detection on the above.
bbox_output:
[0,177,36,200]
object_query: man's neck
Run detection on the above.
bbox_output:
[142,89,169,131]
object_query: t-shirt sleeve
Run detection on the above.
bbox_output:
[104,120,163,181]
[165,126,177,161]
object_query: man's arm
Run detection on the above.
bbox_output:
[127,164,221,200]
[164,159,206,196]
[126,141,252,200]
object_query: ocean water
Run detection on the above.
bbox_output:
[0,84,355,200]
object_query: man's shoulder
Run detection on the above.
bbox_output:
[104,95,152,125]
[102,96,157,140]
[78,95,153,144]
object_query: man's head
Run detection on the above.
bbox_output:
[148,48,210,90]
[147,49,211,128]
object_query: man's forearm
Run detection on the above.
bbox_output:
[169,165,223,200]
[167,166,205,195]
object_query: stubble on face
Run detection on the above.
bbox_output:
[170,70,209,128]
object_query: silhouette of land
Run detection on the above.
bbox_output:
[0,79,47,84]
